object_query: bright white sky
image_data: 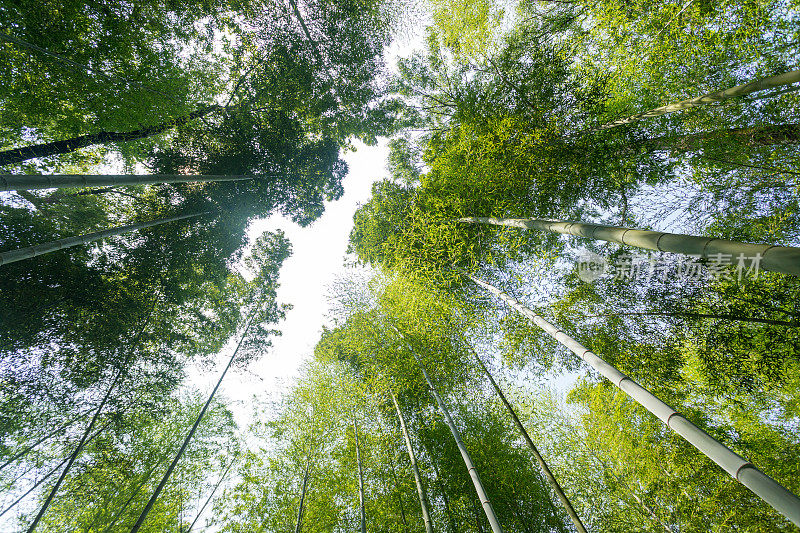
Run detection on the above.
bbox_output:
[190,140,390,427]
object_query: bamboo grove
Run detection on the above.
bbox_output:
[1,0,800,531]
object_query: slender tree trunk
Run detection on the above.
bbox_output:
[0,410,91,471]
[597,70,800,130]
[129,304,258,533]
[353,418,367,533]
[26,362,126,533]
[287,0,324,64]
[386,453,409,528]
[389,324,505,533]
[186,457,237,532]
[98,457,168,533]
[420,436,459,533]
[637,123,800,153]
[0,106,221,167]
[0,212,207,267]
[584,310,796,327]
[390,391,434,533]
[465,272,800,528]
[464,341,588,533]
[0,425,106,519]
[1,174,257,192]
[295,461,311,533]
[456,216,800,277]
[23,288,157,531]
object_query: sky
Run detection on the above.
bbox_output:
[188,140,390,427]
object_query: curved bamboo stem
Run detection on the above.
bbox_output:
[390,391,434,533]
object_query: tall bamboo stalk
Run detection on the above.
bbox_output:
[26,364,126,533]
[0,425,106,519]
[353,418,367,533]
[0,410,91,471]
[597,70,800,130]
[0,106,221,167]
[287,0,324,64]
[129,304,258,533]
[386,451,410,527]
[390,391,434,533]
[185,457,237,533]
[456,216,800,277]
[0,174,258,192]
[295,461,311,533]
[464,341,588,533]
[0,212,207,267]
[389,324,505,533]
[99,457,169,533]
[466,272,800,527]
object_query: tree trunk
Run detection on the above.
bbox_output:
[464,341,587,533]
[287,0,324,64]
[0,105,221,167]
[0,212,207,267]
[353,418,367,533]
[597,70,800,130]
[390,324,505,533]
[0,410,91,471]
[26,362,127,533]
[1,174,257,192]
[584,310,796,327]
[390,391,434,533]
[295,461,311,533]
[386,453,409,527]
[98,457,168,533]
[465,272,800,528]
[456,216,800,277]
[638,123,800,153]
[129,304,258,533]
[420,435,459,533]
[0,425,106,519]
[186,457,237,532]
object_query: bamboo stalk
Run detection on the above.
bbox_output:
[597,70,800,130]
[390,324,506,533]
[456,217,800,277]
[0,410,91,471]
[353,418,367,533]
[129,304,258,533]
[0,425,106,519]
[185,457,237,532]
[467,272,800,528]
[0,174,258,192]
[0,212,207,267]
[295,461,311,533]
[390,391,434,533]
[464,341,588,533]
